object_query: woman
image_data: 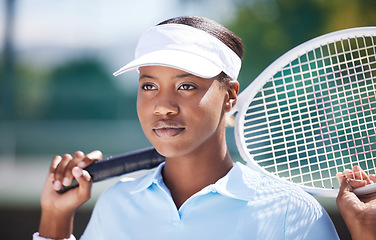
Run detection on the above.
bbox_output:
[33,16,339,239]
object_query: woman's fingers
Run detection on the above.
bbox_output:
[72,167,92,201]
[353,165,372,184]
[77,150,103,168]
[49,155,62,179]
[344,169,354,179]
[53,153,75,190]
[337,165,374,190]
[49,150,102,190]
[336,172,345,184]
[62,151,86,187]
[370,174,376,182]
[348,178,368,189]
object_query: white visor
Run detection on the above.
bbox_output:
[113,23,241,80]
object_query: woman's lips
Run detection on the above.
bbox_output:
[152,120,185,138]
[153,128,185,137]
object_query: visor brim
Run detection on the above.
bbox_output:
[113,50,222,79]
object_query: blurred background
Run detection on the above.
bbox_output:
[1,0,375,239]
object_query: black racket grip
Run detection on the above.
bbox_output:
[56,147,164,194]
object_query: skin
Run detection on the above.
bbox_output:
[38,65,239,238]
[137,66,239,208]
[336,166,376,240]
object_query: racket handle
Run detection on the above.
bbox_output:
[56,147,165,194]
[353,183,376,196]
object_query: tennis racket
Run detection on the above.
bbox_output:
[60,27,376,198]
[230,26,376,197]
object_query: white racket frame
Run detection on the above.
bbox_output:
[229,27,376,198]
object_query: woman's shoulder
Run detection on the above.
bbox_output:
[234,162,320,204]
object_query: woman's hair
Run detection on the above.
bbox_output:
[158,16,244,84]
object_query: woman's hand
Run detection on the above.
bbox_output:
[336,166,376,240]
[38,150,102,239]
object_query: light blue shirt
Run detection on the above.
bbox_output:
[81,162,339,240]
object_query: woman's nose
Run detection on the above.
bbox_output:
[153,95,179,116]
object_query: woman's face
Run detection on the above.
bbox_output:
[137,65,236,158]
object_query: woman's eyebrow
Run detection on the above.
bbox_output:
[174,73,193,79]
[139,74,156,80]
[139,73,194,80]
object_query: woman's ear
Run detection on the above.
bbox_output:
[224,81,239,112]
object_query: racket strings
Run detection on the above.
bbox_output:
[315,40,373,187]
[243,35,376,189]
[331,38,376,174]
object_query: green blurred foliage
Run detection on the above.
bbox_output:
[14,63,50,119]
[227,0,376,90]
[1,58,137,120]
[43,58,134,120]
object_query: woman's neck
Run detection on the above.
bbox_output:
[162,142,234,209]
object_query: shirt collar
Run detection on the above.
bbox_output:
[129,162,165,194]
[129,161,269,201]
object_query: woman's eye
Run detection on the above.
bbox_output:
[178,84,196,91]
[141,84,157,91]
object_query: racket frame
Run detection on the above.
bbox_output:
[230,27,376,198]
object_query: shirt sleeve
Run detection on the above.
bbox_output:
[32,232,76,240]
